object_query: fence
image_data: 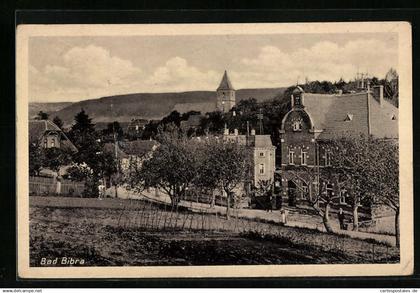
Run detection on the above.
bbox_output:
[101,196,398,263]
[29,176,85,197]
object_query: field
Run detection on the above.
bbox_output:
[29,196,399,266]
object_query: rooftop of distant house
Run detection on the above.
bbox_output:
[29,119,78,151]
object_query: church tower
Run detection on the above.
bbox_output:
[216,70,235,113]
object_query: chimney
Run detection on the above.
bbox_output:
[234,129,238,136]
[250,129,256,136]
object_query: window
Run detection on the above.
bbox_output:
[325,151,332,166]
[391,114,397,120]
[301,150,307,165]
[340,189,347,204]
[259,163,265,174]
[288,150,295,165]
[301,184,308,200]
[292,120,302,131]
[294,95,301,106]
[259,152,265,157]
[325,183,334,198]
[44,138,47,148]
[51,138,55,147]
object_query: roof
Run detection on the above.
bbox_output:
[180,114,203,128]
[29,120,78,151]
[29,120,61,143]
[250,135,275,148]
[223,134,274,148]
[217,70,234,91]
[118,140,158,157]
[303,92,370,139]
[290,92,398,139]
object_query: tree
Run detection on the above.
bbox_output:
[37,111,49,120]
[52,116,64,129]
[127,124,200,207]
[29,143,44,176]
[198,137,250,219]
[366,139,399,247]
[327,135,399,241]
[102,121,124,141]
[68,109,100,168]
[67,109,113,197]
[290,165,339,233]
[42,147,72,172]
[327,135,373,231]
[297,136,399,240]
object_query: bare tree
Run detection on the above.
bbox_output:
[126,124,200,207]
[195,137,250,219]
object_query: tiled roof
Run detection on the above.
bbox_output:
[118,140,158,157]
[217,70,234,91]
[253,135,275,148]
[29,120,61,143]
[223,134,274,148]
[29,120,77,151]
[303,92,369,139]
[180,114,203,128]
[301,92,398,139]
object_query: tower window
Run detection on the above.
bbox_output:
[293,120,302,131]
[259,164,265,174]
[294,95,301,106]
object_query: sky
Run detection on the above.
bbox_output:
[28,32,398,103]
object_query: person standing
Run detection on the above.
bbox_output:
[338,208,345,230]
[98,180,105,200]
[281,209,288,225]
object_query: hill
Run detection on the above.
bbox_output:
[37,87,286,126]
[29,102,73,119]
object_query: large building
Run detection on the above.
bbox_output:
[216,70,236,113]
[278,83,398,214]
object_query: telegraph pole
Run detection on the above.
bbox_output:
[257,109,263,135]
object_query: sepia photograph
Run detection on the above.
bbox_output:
[16,22,413,278]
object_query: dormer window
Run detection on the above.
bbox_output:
[344,114,353,121]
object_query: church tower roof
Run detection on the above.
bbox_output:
[217,70,234,91]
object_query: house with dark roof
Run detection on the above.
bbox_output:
[180,114,203,133]
[126,118,149,139]
[29,120,77,152]
[103,140,158,172]
[278,84,398,216]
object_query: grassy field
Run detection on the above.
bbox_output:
[29,196,399,266]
